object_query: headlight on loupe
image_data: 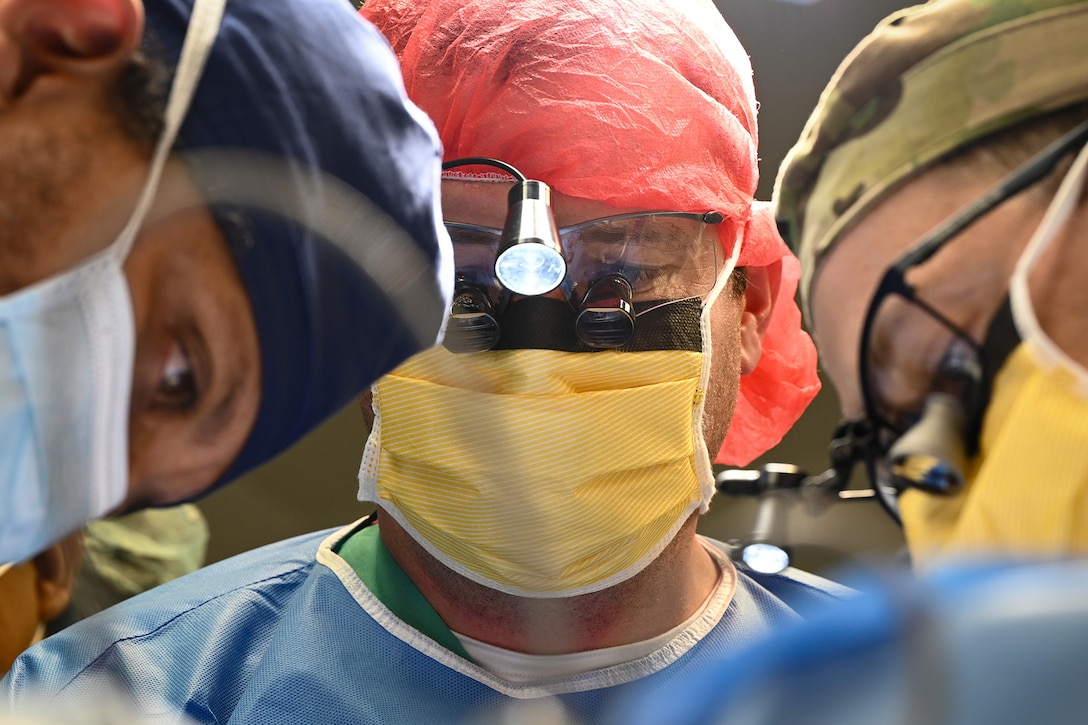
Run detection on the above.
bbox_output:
[494,180,567,297]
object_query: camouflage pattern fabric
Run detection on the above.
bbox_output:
[773,0,1088,319]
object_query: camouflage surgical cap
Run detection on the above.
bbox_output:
[774,0,1088,320]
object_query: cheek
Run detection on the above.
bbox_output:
[701,296,743,452]
[359,389,376,433]
[810,265,871,419]
[121,191,261,508]
[124,425,213,508]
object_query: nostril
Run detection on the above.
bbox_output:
[3,0,139,99]
[25,16,123,59]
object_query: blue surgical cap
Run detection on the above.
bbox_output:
[141,0,451,485]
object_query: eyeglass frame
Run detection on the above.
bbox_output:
[831,119,1088,513]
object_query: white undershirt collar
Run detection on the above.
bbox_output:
[451,541,735,682]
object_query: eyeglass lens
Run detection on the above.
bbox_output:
[445,213,721,306]
[862,288,983,438]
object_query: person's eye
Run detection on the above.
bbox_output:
[625,263,661,290]
[566,227,629,262]
[581,224,629,246]
[154,341,198,410]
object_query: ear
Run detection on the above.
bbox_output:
[739,261,782,375]
[31,532,84,623]
[0,0,144,92]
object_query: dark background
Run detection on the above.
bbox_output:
[197,0,916,578]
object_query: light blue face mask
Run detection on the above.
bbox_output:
[0,0,226,564]
[0,253,134,563]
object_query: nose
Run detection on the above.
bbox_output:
[0,0,142,92]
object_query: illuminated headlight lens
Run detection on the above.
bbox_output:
[495,243,566,297]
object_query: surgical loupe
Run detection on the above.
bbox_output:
[440,158,639,352]
[441,157,566,352]
[444,282,502,354]
[574,274,635,349]
[441,157,723,353]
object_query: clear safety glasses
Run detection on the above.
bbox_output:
[448,211,724,303]
[834,119,1088,515]
[445,212,724,350]
[440,156,726,352]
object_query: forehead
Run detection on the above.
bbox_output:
[441,180,642,227]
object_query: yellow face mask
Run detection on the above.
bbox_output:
[900,345,1088,565]
[901,139,1088,568]
[359,345,711,597]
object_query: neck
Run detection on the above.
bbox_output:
[377,509,720,655]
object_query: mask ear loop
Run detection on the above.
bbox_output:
[1009,140,1088,397]
[692,222,744,509]
[87,0,226,519]
[111,0,227,259]
[358,384,383,496]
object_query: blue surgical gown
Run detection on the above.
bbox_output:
[2,520,849,724]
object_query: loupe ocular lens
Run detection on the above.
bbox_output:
[575,274,635,348]
[867,457,903,522]
[443,281,501,353]
[886,393,968,495]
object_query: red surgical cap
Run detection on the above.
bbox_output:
[363,0,820,465]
